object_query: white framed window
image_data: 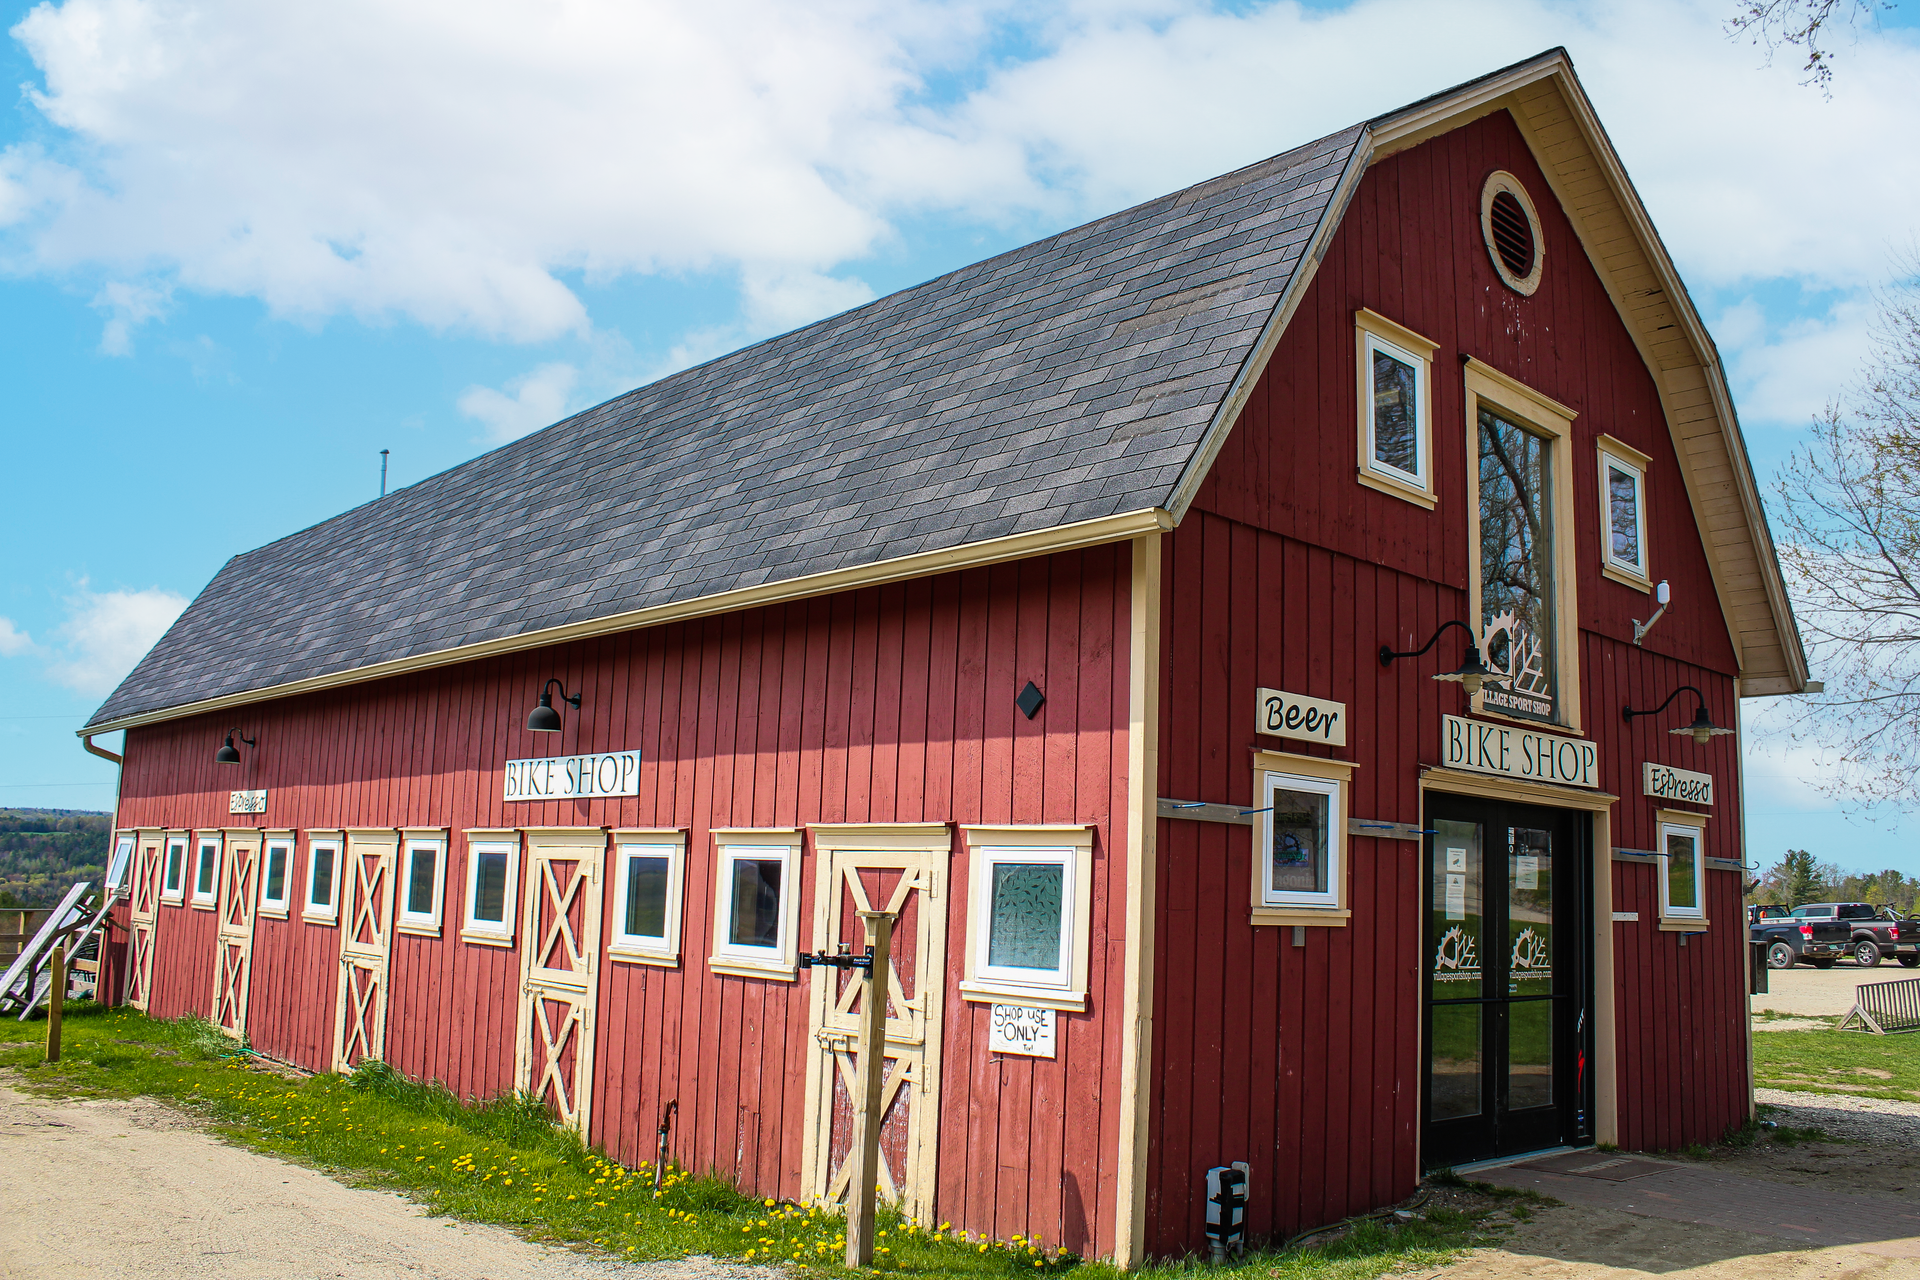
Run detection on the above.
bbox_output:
[709,829,803,979]
[161,833,189,904]
[959,825,1094,1011]
[610,829,687,966]
[1596,435,1652,589]
[106,832,135,899]
[396,829,448,936]
[190,831,222,908]
[1250,752,1354,925]
[303,830,343,924]
[1657,811,1708,927]
[257,831,295,918]
[460,830,520,946]
[1354,308,1439,509]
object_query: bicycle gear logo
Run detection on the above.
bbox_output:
[1478,609,1555,720]
[1432,925,1481,985]
[1509,926,1552,978]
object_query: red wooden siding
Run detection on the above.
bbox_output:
[1146,108,1747,1252]
[112,546,1134,1258]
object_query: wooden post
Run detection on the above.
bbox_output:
[46,943,64,1063]
[845,909,895,1268]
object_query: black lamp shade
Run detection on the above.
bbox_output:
[1434,642,1507,697]
[214,735,242,765]
[1674,705,1731,745]
[526,693,564,733]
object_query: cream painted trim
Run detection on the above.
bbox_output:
[82,508,1176,736]
[1251,750,1355,923]
[812,823,954,856]
[521,827,613,847]
[190,829,223,910]
[1596,433,1653,473]
[606,829,687,966]
[1654,807,1708,831]
[460,830,521,946]
[1114,532,1161,1267]
[396,828,450,939]
[256,829,296,920]
[1596,435,1653,592]
[302,829,345,925]
[1655,808,1709,928]
[1356,309,1439,509]
[1420,766,1617,811]
[1249,908,1351,928]
[1370,52,1569,158]
[1481,171,1545,296]
[709,829,804,981]
[1464,359,1584,733]
[959,825,1095,1012]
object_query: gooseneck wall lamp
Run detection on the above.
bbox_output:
[1621,684,1734,746]
[1379,620,1511,698]
[526,679,582,733]
[214,728,256,765]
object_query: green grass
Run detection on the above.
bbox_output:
[1,1004,1505,1278]
[1753,1026,1920,1103]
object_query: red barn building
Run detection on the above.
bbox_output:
[86,51,1807,1264]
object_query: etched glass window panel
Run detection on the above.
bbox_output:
[309,845,334,907]
[728,857,783,949]
[1506,826,1554,999]
[987,862,1065,971]
[1608,464,1642,569]
[1429,819,1484,1001]
[473,851,508,924]
[1268,785,1330,896]
[624,854,670,940]
[407,848,436,915]
[1507,998,1554,1110]
[1666,832,1699,911]
[1371,346,1420,478]
[1478,408,1556,722]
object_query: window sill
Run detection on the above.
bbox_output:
[609,946,679,968]
[1249,906,1351,928]
[396,921,442,938]
[1356,466,1437,510]
[258,905,290,920]
[709,954,796,981]
[459,928,514,948]
[1658,917,1709,932]
[161,895,185,907]
[958,979,1086,1012]
[189,900,216,911]
[301,913,339,927]
[1600,563,1652,593]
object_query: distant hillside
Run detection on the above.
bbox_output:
[0,809,111,907]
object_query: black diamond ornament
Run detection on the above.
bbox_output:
[1016,681,1046,720]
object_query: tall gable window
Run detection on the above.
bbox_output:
[1354,309,1438,508]
[1596,435,1652,589]
[1464,360,1580,729]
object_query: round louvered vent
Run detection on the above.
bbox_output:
[1480,171,1544,296]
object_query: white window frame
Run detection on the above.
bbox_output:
[1354,308,1439,509]
[609,829,687,966]
[958,825,1094,1012]
[106,832,135,900]
[459,829,520,946]
[1250,751,1355,925]
[1596,435,1652,590]
[302,830,343,924]
[161,831,189,904]
[1657,811,1708,927]
[190,830,222,909]
[257,830,296,919]
[396,828,449,936]
[708,829,803,980]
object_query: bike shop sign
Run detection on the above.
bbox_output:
[1441,714,1598,788]
[503,751,641,801]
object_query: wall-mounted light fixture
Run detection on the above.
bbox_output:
[1622,684,1733,745]
[1379,620,1510,697]
[1632,580,1671,646]
[526,679,582,733]
[214,728,256,765]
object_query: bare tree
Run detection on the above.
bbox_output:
[1773,257,1920,803]
[1727,0,1893,91]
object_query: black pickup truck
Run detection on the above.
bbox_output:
[1789,903,1918,968]
[1749,904,1851,969]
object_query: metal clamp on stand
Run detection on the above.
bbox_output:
[798,945,874,974]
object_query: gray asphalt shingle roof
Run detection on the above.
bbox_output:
[87,123,1365,728]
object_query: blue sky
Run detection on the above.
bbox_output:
[1,0,1916,879]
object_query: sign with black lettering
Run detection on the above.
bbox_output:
[1643,762,1713,805]
[229,790,267,814]
[1440,714,1598,789]
[1256,688,1346,746]
[987,1003,1056,1057]
[503,751,641,802]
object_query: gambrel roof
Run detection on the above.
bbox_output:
[85,49,1806,734]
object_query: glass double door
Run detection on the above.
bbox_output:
[1423,796,1592,1169]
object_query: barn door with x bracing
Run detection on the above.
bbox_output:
[125,832,164,1011]
[333,830,399,1073]
[802,828,949,1226]
[515,829,604,1133]
[210,830,261,1038]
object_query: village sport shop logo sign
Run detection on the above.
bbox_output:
[503,750,642,801]
[1440,713,1598,789]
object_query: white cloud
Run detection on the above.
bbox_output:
[41,586,188,697]
[458,362,580,443]
[1716,293,1877,427]
[91,279,169,355]
[0,617,35,657]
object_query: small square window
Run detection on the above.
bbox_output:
[1658,818,1706,924]
[191,833,221,908]
[106,834,134,898]
[1354,310,1438,508]
[709,832,802,979]
[304,832,342,924]
[161,836,189,903]
[1597,436,1652,588]
[610,831,686,966]
[1249,752,1353,926]
[460,833,519,945]
[396,831,448,935]
[258,834,294,918]
[959,825,1094,1012]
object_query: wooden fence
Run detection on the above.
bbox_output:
[1,909,53,970]
[1839,976,1920,1035]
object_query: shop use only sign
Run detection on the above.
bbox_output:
[503,750,641,801]
[1441,714,1599,788]
[1644,762,1713,805]
[1256,688,1347,746]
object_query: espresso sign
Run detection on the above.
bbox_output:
[1441,714,1598,788]
[229,790,267,814]
[1644,762,1713,805]
[504,751,641,802]
[1256,688,1347,746]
